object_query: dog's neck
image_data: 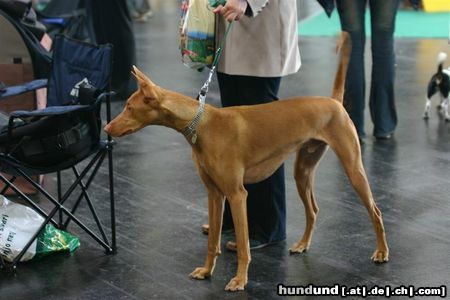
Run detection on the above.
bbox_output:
[158,90,208,144]
[182,94,205,144]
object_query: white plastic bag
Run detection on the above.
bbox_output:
[0,195,42,262]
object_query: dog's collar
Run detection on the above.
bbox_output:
[182,92,206,144]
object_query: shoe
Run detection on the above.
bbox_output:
[142,10,154,18]
[225,239,283,252]
[134,10,153,22]
[134,14,149,22]
[358,136,365,145]
[374,133,393,140]
[201,224,234,235]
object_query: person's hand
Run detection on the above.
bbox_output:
[213,0,248,22]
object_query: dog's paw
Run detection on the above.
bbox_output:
[189,267,211,280]
[225,276,247,291]
[288,242,309,254]
[371,249,389,263]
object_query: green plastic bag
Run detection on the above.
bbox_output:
[34,224,80,260]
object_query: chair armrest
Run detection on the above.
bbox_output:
[96,91,117,102]
[0,79,48,100]
[10,105,90,119]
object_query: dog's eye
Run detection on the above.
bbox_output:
[127,106,132,112]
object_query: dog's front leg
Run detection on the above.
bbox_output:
[423,96,431,119]
[225,186,250,291]
[190,167,225,280]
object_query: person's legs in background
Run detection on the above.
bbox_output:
[89,0,137,100]
[369,0,400,138]
[217,72,286,247]
[336,0,367,139]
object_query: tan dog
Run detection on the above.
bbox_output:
[104,32,389,291]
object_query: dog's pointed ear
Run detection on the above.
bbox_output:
[131,66,158,100]
[132,66,156,86]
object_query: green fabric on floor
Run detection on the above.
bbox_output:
[299,10,450,38]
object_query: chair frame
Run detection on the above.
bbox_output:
[0,37,117,270]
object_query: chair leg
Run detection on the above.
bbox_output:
[69,163,110,246]
[57,171,63,228]
[13,162,114,253]
[1,145,117,269]
[107,142,116,254]
[0,174,59,227]
[0,176,16,195]
[62,153,106,229]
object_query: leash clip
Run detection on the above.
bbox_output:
[198,65,216,99]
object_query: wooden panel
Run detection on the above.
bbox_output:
[0,62,39,194]
[0,63,36,112]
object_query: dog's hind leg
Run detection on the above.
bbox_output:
[328,129,389,263]
[289,141,328,254]
[424,80,438,119]
[423,96,432,119]
[190,166,225,280]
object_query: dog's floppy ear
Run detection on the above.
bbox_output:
[131,66,158,100]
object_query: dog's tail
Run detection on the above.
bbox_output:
[331,31,352,103]
[437,52,447,74]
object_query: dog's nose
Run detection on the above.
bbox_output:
[104,123,112,134]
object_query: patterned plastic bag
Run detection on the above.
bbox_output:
[179,0,215,70]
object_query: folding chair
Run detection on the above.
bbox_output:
[0,35,116,271]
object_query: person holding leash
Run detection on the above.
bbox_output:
[207,0,301,250]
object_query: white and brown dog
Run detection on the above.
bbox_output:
[424,52,450,121]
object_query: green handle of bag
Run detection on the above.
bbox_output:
[209,0,227,8]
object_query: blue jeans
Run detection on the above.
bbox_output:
[336,0,400,137]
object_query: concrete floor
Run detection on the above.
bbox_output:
[1,1,449,299]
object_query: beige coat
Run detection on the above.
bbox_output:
[216,0,301,77]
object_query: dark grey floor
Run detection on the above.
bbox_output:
[1,1,450,299]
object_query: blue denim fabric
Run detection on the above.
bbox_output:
[336,0,400,137]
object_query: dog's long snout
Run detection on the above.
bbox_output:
[104,122,133,137]
[104,123,113,135]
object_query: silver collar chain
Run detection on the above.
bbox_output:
[182,66,216,144]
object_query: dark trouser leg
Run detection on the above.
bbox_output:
[336,0,367,138]
[217,72,286,243]
[369,0,400,137]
